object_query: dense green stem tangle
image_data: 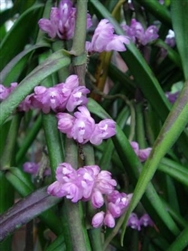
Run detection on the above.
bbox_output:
[121,81,188,245]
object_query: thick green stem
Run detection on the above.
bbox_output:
[60,1,91,250]
[71,0,88,86]
[63,138,91,251]
[71,0,88,55]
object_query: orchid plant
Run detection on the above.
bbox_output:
[0,0,188,251]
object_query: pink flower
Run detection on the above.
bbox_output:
[56,163,77,183]
[122,19,158,46]
[38,0,92,40]
[23,162,39,174]
[127,213,141,230]
[61,182,83,202]
[33,86,62,113]
[71,106,96,144]
[166,91,179,104]
[92,211,105,228]
[86,19,129,53]
[91,190,104,208]
[56,113,75,138]
[18,94,35,112]
[107,191,132,217]
[47,181,65,197]
[131,141,152,162]
[95,170,117,194]
[77,165,99,199]
[138,148,152,162]
[90,119,116,145]
[56,75,89,112]
[0,82,18,101]
[56,106,116,145]
[107,202,121,218]
[130,141,139,155]
[139,214,153,227]
[104,211,115,228]
[0,85,9,101]
[66,86,90,112]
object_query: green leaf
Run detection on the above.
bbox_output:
[166,227,188,251]
[0,50,71,127]
[43,112,65,179]
[5,167,34,196]
[135,0,171,27]
[0,4,44,71]
[45,234,66,251]
[158,158,188,187]
[171,0,188,80]
[1,43,50,85]
[0,186,61,241]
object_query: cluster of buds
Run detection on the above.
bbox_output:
[47,163,132,228]
[92,190,132,228]
[38,0,92,40]
[130,141,152,162]
[122,19,159,46]
[38,2,130,53]
[127,213,154,230]
[23,162,51,176]
[57,106,116,145]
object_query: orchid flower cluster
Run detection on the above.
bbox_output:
[130,141,152,162]
[122,19,159,46]
[47,162,132,228]
[0,75,89,113]
[38,0,130,53]
[57,106,116,145]
[27,75,89,113]
[127,213,154,231]
[1,75,116,146]
[38,0,92,40]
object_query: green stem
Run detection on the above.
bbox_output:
[16,114,42,164]
[135,102,146,148]
[71,0,88,55]
[60,1,91,250]
[63,139,91,251]
[1,113,23,170]
[71,0,88,86]
[43,112,64,179]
